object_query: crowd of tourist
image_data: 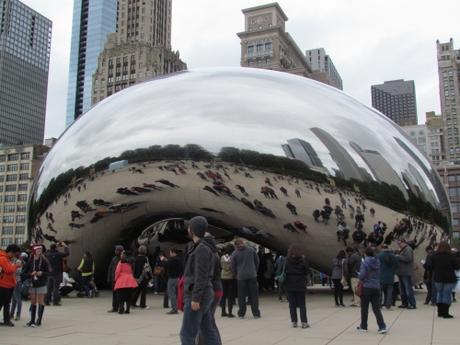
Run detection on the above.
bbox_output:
[1,214,460,342]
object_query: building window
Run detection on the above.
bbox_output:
[19,173,29,180]
[18,184,28,191]
[0,155,5,162]
[7,164,18,171]
[247,45,254,56]
[17,194,27,202]
[5,185,16,192]
[16,215,25,223]
[2,215,14,223]
[8,154,19,161]
[17,204,26,212]
[19,163,29,170]
[1,238,13,247]
[20,152,30,160]
[0,165,5,172]
[15,226,25,234]
[3,205,15,213]
[1,226,14,235]
[264,42,272,51]
[6,174,17,182]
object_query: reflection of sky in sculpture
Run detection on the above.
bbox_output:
[36,67,443,209]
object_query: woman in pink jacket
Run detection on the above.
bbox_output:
[114,250,138,314]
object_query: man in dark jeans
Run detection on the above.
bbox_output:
[162,248,184,314]
[45,242,69,306]
[230,238,261,319]
[180,216,220,345]
[396,239,416,309]
[107,245,123,312]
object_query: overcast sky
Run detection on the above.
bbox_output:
[22,0,459,139]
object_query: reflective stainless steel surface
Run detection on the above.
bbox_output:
[29,67,449,277]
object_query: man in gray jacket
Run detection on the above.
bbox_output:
[180,216,220,345]
[231,238,261,318]
[396,239,416,309]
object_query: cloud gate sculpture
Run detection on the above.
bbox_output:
[29,67,450,279]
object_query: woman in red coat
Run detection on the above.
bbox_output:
[114,251,138,314]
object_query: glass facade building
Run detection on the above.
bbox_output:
[66,0,117,127]
[0,0,52,145]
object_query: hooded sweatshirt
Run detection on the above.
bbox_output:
[0,250,16,288]
[230,245,259,280]
[359,256,380,289]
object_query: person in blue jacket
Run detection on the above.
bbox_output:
[357,247,387,334]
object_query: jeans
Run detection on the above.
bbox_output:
[10,282,22,318]
[167,278,178,311]
[427,280,437,304]
[237,278,261,317]
[198,292,222,345]
[398,275,416,308]
[332,279,343,305]
[0,287,14,323]
[82,275,93,296]
[180,289,220,345]
[360,287,386,330]
[381,283,393,308]
[46,275,62,304]
[286,290,307,323]
[221,279,236,314]
[435,282,456,304]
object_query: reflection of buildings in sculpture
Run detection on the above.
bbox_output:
[282,138,323,167]
[310,127,369,181]
[437,164,460,239]
[349,142,408,198]
[405,164,437,206]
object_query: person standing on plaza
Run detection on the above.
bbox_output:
[162,248,184,314]
[77,251,95,297]
[396,239,416,309]
[45,242,69,306]
[423,245,436,305]
[331,250,346,307]
[114,250,138,314]
[357,247,387,334]
[24,244,51,327]
[220,243,236,317]
[0,244,21,326]
[10,252,27,321]
[344,247,362,307]
[429,242,460,318]
[284,244,310,329]
[377,244,398,309]
[107,245,123,312]
[132,245,151,309]
[231,238,261,319]
[179,216,220,345]
[274,253,286,302]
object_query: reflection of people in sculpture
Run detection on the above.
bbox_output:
[197,172,208,181]
[142,183,162,191]
[264,177,272,186]
[283,223,298,233]
[312,209,321,222]
[370,208,376,217]
[156,179,179,188]
[280,187,288,197]
[295,189,301,198]
[203,186,219,196]
[235,185,248,196]
[240,198,254,209]
[294,221,307,233]
[286,202,297,216]
[71,210,83,222]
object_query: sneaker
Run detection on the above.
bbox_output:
[378,328,388,334]
[406,306,416,310]
[301,323,310,329]
[356,326,368,332]
[254,315,261,319]
[107,309,117,313]
[3,321,14,327]
[227,314,235,318]
[238,316,244,319]
[166,310,178,315]
[140,306,150,310]
[397,305,407,309]
[349,303,359,307]
[292,322,298,328]
[26,322,36,328]
[53,302,61,306]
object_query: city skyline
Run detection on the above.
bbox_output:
[19,0,460,139]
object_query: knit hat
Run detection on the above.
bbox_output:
[189,216,208,238]
[115,245,124,252]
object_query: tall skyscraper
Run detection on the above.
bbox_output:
[91,0,186,105]
[306,48,343,90]
[282,138,323,168]
[437,39,460,161]
[237,3,312,78]
[65,0,118,127]
[371,79,418,126]
[0,0,52,145]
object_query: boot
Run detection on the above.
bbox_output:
[437,303,442,317]
[443,304,453,319]
[221,306,228,317]
[228,304,235,318]
[27,305,37,327]
[36,305,45,326]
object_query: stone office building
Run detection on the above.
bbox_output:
[237,3,312,78]
[0,144,49,247]
[92,0,186,105]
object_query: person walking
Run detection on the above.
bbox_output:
[396,239,416,309]
[0,244,21,326]
[107,245,123,312]
[179,216,220,345]
[429,241,460,318]
[45,242,69,306]
[24,245,51,327]
[132,245,151,309]
[162,248,184,314]
[231,238,261,319]
[345,247,362,307]
[423,246,436,305]
[114,250,138,314]
[284,244,310,329]
[274,254,286,302]
[220,244,236,317]
[331,250,346,307]
[77,252,95,297]
[357,247,387,334]
[377,244,398,309]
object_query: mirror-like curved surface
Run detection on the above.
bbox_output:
[28,67,450,278]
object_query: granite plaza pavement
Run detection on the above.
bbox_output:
[0,288,458,345]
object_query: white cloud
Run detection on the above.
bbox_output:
[22,0,460,138]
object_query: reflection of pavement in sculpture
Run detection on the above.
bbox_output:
[33,159,443,279]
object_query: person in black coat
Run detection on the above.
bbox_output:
[428,241,460,318]
[131,245,151,309]
[107,245,124,312]
[284,244,310,329]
